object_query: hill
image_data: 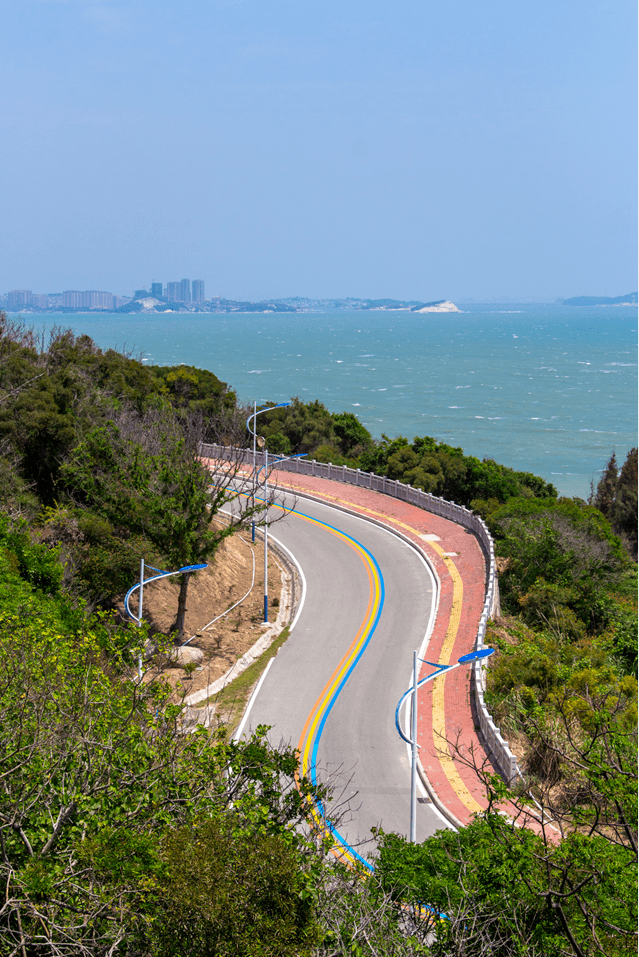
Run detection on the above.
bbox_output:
[562,292,637,306]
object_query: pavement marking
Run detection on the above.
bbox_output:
[268,498,384,870]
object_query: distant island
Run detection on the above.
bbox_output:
[562,292,637,306]
[411,300,460,313]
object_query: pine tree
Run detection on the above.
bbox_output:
[614,447,638,559]
[591,452,618,518]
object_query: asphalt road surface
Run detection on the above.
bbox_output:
[240,490,452,866]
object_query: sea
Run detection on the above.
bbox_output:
[19,303,638,501]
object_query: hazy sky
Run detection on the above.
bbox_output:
[1,0,636,301]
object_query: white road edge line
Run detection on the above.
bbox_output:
[269,532,307,634]
[231,532,307,742]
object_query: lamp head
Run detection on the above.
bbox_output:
[458,648,494,664]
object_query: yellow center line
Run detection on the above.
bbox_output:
[267,503,383,866]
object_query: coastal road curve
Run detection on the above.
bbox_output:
[239,490,452,866]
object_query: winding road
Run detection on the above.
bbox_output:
[240,489,452,867]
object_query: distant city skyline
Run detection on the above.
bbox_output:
[4,278,207,310]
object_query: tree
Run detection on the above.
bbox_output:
[591,453,618,517]
[60,409,267,640]
[591,449,638,560]
[612,449,638,559]
[145,816,320,956]
[259,398,338,457]
[488,498,627,615]
[332,412,373,458]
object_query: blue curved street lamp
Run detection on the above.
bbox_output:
[125,559,208,679]
[395,646,495,843]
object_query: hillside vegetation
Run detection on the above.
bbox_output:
[0,313,636,956]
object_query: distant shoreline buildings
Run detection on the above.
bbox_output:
[2,278,206,313]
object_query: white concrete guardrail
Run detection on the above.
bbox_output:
[201,443,520,785]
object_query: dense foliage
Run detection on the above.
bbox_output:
[0,315,254,631]
[377,808,636,957]
[0,313,235,508]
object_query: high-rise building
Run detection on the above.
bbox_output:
[192,279,205,303]
[134,289,149,299]
[62,290,115,309]
[8,290,32,310]
[151,283,163,298]
[180,278,191,303]
[164,279,195,303]
[85,291,115,309]
[63,290,83,308]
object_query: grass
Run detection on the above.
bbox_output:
[198,625,291,734]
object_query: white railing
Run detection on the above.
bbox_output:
[201,443,519,784]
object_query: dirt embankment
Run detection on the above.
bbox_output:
[121,531,284,698]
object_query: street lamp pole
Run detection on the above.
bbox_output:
[246,402,290,543]
[410,649,418,843]
[263,446,269,622]
[396,646,495,843]
[137,558,145,680]
[252,401,257,542]
[253,449,307,623]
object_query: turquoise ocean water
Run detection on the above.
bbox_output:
[26,304,637,500]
